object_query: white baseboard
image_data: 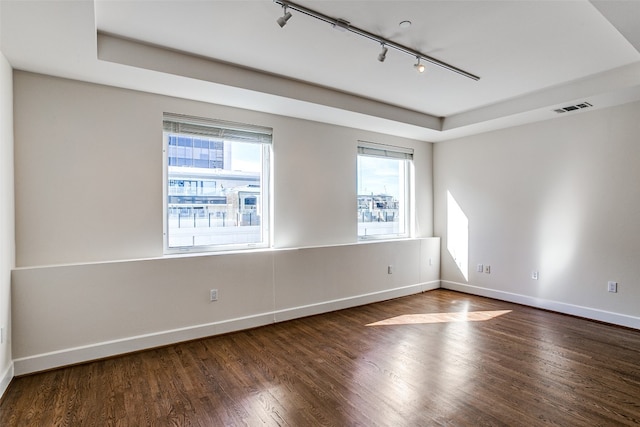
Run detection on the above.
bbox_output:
[0,362,13,399]
[442,281,640,330]
[13,281,440,376]
[12,313,276,376]
[273,281,441,322]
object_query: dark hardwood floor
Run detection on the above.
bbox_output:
[1,289,640,426]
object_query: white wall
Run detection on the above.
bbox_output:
[14,72,433,266]
[434,101,640,328]
[12,71,438,374]
[0,51,15,395]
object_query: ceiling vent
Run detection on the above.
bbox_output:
[554,102,593,114]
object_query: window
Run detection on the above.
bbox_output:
[357,141,412,239]
[163,113,271,253]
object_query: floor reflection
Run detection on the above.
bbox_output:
[366,310,512,326]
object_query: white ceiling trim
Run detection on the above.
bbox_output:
[445,62,640,131]
[2,0,640,142]
[98,33,640,142]
[97,33,443,134]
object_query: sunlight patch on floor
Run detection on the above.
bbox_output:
[366,310,512,326]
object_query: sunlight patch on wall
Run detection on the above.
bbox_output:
[366,310,512,326]
[447,191,469,281]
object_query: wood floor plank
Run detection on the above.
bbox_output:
[2,289,640,426]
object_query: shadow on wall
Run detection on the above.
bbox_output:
[447,190,469,281]
[534,172,582,293]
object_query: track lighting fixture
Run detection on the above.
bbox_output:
[273,0,479,81]
[378,45,388,62]
[276,6,292,28]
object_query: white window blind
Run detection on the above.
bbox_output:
[357,141,413,160]
[163,113,272,144]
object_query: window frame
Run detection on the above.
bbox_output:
[162,113,272,254]
[357,141,413,241]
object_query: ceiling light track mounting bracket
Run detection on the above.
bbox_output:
[273,0,479,81]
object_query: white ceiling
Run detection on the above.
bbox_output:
[2,0,640,142]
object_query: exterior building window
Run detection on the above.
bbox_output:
[163,113,271,253]
[357,141,413,240]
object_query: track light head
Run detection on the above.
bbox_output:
[378,45,388,62]
[277,9,292,28]
[414,57,426,73]
[333,18,350,32]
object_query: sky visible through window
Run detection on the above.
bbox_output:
[358,155,400,197]
[231,141,261,172]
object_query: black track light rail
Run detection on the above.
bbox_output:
[273,0,480,81]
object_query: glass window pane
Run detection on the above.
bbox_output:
[357,154,409,239]
[165,127,270,252]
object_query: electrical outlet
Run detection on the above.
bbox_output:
[607,281,618,293]
[210,289,219,301]
[532,271,539,280]
[0,327,3,344]
[477,264,484,273]
[388,265,393,274]
[484,265,491,274]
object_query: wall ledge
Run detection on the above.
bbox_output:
[13,237,440,271]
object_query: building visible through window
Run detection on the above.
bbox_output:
[163,114,271,252]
